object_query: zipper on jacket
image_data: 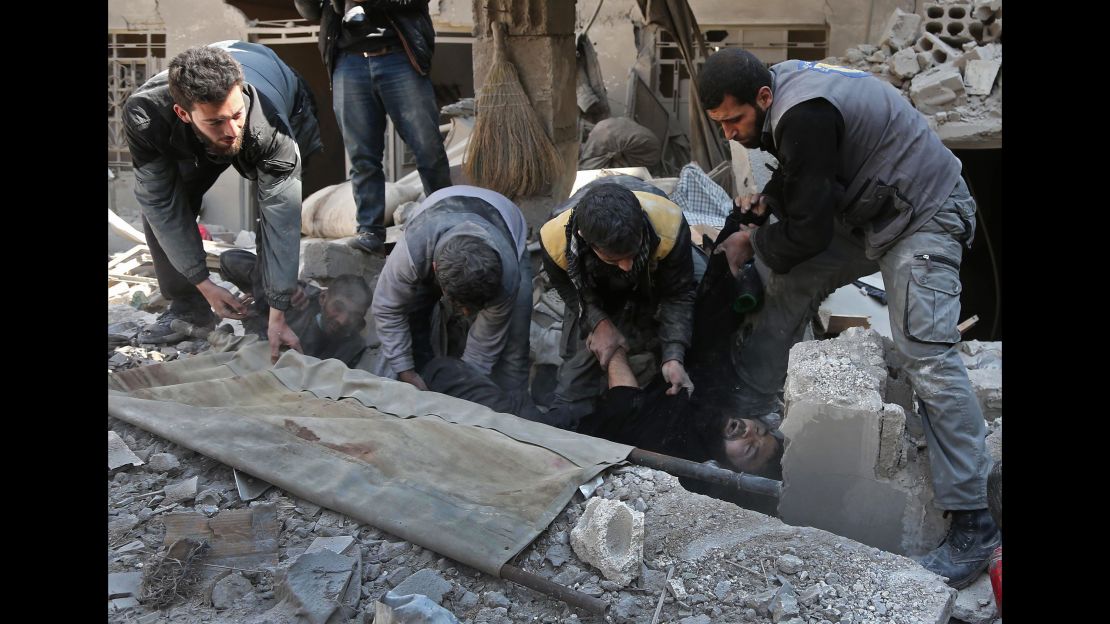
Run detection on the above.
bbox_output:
[914,253,960,271]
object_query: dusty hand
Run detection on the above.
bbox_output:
[719,229,756,276]
[267,309,303,364]
[734,193,769,218]
[197,280,248,319]
[398,369,428,391]
[661,359,694,396]
[586,318,627,369]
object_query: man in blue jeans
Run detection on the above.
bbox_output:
[295,0,451,255]
[698,49,997,589]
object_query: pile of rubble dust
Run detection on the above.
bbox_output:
[108,410,959,623]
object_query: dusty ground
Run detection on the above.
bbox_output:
[108,304,997,624]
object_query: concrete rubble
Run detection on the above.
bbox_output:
[569,497,645,587]
[824,0,1003,147]
[778,327,948,556]
[107,408,961,623]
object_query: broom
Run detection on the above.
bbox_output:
[464,21,563,199]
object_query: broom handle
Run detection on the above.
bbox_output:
[492,20,507,61]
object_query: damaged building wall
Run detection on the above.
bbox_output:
[579,0,911,124]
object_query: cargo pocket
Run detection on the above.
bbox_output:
[904,253,963,344]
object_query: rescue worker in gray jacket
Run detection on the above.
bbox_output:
[698,49,997,588]
[371,186,532,391]
[123,41,322,363]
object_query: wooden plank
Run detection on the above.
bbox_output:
[162,505,279,571]
[108,245,148,270]
[108,273,159,285]
[818,310,871,335]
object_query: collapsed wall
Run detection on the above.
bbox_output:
[822,0,1003,148]
[778,327,949,556]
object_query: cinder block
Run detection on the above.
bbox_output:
[915,31,962,66]
[910,65,966,113]
[780,328,946,555]
[890,47,922,79]
[964,59,1001,96]
[923,2,976,46]
[299,237,383,287]
[569,498,644,586]
[879,8,923,51]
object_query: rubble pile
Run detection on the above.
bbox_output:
[825,1,1002,145]
[108,411,958,623]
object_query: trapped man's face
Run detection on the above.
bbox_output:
[722,417,778,473]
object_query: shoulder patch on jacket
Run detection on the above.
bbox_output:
[633,191,684,261]
[540,208,573,270]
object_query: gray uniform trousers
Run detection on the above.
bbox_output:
[733,178,989,509]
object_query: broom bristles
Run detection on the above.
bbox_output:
[465,26,564,199]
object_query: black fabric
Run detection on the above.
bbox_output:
[296,0,436,80]
[142,213,210,314]
[337,7,400,52]
[753,98,846,274]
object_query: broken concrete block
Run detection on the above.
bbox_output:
[985,421,1001,463]
[276,549,360,624]
[952,572,998,623]
[770,581,800,623]
[108,571,143,611]
[775,554,804,574]
[569,497,644,586]
[964,59,1001,95]
[147,452,180,473]
[982,17,1001,42]
[973,0,1000,22]
[108,431,144,470]
[780,328,947,555]
[890,47,922,79]
[391,569,453,605]
[915,31,962,66]
[299,237,384,285]
[846,48,866,64]
[880,8,923,50]
[376,591,461,624]
[211,572,254,610]
[163,476,199,504]
[967,367,1002,421]
[917,51,936,72]
[910,66,966,114]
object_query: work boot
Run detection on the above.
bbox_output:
[139,308,216,345]
[348,230,385,256]
[915,508,1000,589]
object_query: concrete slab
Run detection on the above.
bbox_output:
[965,59,1001,95]
[910,66,967,114]
[108,430,144,470]
[779,328,947,556]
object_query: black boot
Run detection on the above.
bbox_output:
[916,508,1000,589]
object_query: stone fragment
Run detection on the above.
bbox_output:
[880,8,923,50]
[964,59,1001,96]
[569,498,644,586]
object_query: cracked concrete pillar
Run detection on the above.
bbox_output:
[471,0,578,216]
[778,328,947,556]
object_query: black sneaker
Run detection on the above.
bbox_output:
[139,308,216,345]
[348,230,385,256]
[915,508,1001,589]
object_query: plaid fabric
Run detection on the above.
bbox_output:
[669,162,732,227]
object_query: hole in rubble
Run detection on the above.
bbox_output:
[925,21,943,35]
[947,22,965,36]
[920,35,935,50]
[927,6,944,18]
[948,6,967,19]
[605,507,632,556]
[932,49,948,64]
[969,22,985,40]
